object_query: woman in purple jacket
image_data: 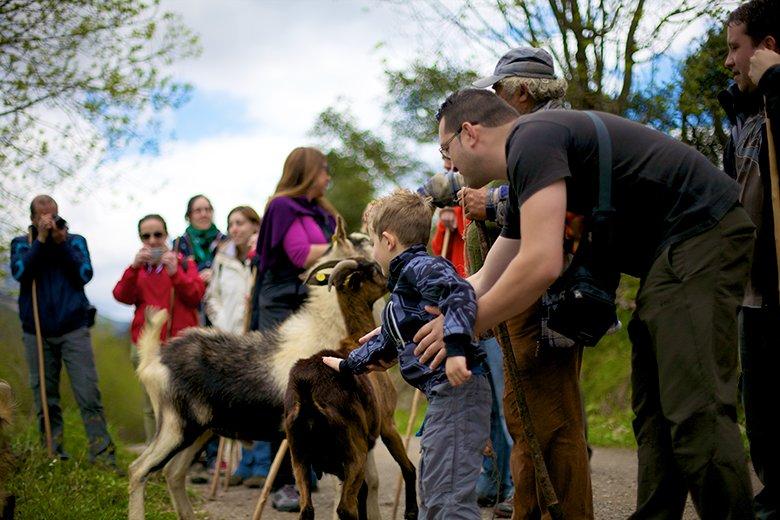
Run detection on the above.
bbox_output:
[250,147,337,333]
[248,147,336,511]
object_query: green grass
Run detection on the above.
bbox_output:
[6,409,189,519]
[580,276,637,448]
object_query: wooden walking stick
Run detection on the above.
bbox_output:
[474,221,563,520]
[208,437,226,499]
[28,230,54,458]
[390,388,423,520]
[252,439,289,520]
[765,98,780,292]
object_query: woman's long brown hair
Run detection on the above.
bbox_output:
[269,147,338,217]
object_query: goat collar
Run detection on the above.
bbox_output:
[387,243,428,291]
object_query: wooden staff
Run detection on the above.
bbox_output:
[391,388,423,520]
[474,221,563,520]
[208,437,226,499]
[252,439,289,520]
[28,230,53,458]
[765,98,780,293]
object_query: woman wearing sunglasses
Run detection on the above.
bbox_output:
[112,214,205,442]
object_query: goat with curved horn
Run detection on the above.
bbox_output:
[327,259,360,292]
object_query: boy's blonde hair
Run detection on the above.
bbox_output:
[368,189,434,246]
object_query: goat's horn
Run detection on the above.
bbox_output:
[303,259,342,285]
[327,259,360,292]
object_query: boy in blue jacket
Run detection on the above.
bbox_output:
[323,189,490,519]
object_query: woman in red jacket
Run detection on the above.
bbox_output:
[113,213,205,441]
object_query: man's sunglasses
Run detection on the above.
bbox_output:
[140,232,165,240]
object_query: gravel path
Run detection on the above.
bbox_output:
[193,439,760,519]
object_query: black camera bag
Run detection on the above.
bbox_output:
[545,112,618,346]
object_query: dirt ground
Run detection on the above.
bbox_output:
[194,439,761,519]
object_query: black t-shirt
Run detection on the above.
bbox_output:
[500,110,739,277]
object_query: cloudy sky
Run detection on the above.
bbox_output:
[22,0,710,322]
[45,0,434,321]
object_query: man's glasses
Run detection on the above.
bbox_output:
[140,232,165,240]
[440,125,470,160]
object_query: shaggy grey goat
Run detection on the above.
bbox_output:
[127,221,378,520]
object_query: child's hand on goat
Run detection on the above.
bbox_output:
[445,356,471,387]
[359,326,381,345]
[322,356,342,372]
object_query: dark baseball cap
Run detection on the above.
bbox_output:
[473,47,556,88]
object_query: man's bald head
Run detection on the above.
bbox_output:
[30,195,58,221]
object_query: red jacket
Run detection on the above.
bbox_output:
[112,254,205,344]
[431,206,467,277]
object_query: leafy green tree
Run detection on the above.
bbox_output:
[404,0,726,113]
[0,0,200,238]
[311,105,431,231]
[678,26,731,166]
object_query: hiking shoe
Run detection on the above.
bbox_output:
[189,465,209,485]
[477,494,498,508]
[243,475,266,489]
[494,496,513,518]
[271,484,300,512]
[228,474,244,487]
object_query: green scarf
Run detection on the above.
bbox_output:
[185,224,221,267]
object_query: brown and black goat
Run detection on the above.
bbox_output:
[0,380,16,520]
[285,259,418,520]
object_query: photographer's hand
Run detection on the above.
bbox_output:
[133,247,151,269]
[161,251,178,276]
[36,215,53,243]
[51,225,67,244]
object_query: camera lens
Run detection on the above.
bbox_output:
[54,216,67,229]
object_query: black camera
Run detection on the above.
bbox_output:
[53,215,67,230]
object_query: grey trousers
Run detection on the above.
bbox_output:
[22,327,114,461]
[419,374,491,520]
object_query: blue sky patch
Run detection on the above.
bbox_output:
[171,90,256,142]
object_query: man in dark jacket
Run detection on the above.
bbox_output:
[9,195,114,463]
[721,1,780,517]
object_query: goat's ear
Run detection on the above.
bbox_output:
[333,215,348,244]
[346,272,362,291]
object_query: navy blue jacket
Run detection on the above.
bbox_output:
[10,233,94,336]
[340,244,486,396]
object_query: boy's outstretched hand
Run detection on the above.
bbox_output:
[445,356,471,387]
[322,356,342,372]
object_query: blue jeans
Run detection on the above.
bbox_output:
[234,441,273,478]
[475,337,514,503]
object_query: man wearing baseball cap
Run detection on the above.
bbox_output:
[470,48,592,519]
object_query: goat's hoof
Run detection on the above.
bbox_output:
[299,506,314,520]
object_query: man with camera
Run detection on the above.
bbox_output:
[9,195,115,464]
[416,89,756,518]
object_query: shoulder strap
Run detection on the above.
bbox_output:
[584,111,613,212]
